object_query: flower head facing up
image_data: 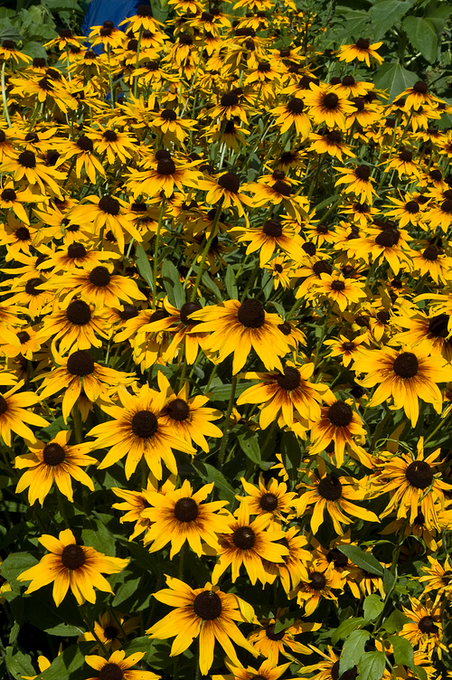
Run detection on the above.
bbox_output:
[18,529,129,606]
[85,649,160,680]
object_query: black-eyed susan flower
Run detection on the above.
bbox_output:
[141,479,231,558]
[198,171,254,218]
[236,362,329,429]
[209,504,289,586]
[296,464,379,535]
[400,598,446,658]
[312,273,367,312]
[36,299,110,355]
[212,657,298,680]
[78,611,140,652]
[14,429,96,505]
[308,129,356,161]
[0,381,47,446]
[88,384,195,480]
[337,38,383,67]
[18,528,129,606]
[304,84,355,128]
[248,614,318,661]
[230,218,304,266]
[293,563,345,616]
[272,97,311,138]
[147,577,257,676]
[308,395,371,467]
[353,346,452,426]
[373,438,452,530]
[85,650,159,680]
[190,298,290,374]
[236,475,297,528]
[419,555,452,598]
[334,164,376,204]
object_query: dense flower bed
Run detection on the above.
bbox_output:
[0,2,452,680]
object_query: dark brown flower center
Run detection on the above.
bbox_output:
[272,179,291,196]
[25,278,43,296]
[89,266,111,287]
[342,341,355,351]
[318,475,342,500]
[309,571,326,590]
[103,130,118,142]
[174,497,199,522]
[67,350,95,376]
[66,300,91,325]
[131,411,158,438]
[161,109,177,121]
[441,200,452,214]
[43,443,66,466]
[312,260,332,276]
[263,219,282,237]
[1,188,16,201]
[99,196,120,215]
[265,624,285,640]
[258,61,270,72]
[355,165,370,181]
[218,172,240,193]
[327,401,353,427]
[327,547,348,568]
[418,616,437,633]
[237,299,265,328]
[221,92,239,106]
[405,461,433,489]
[303,242,316,256]
[103,626,119,640]
[323,93,339,109]
[17,331,30,344]
[77,135,93,152]
[179,301,202,325]
[19,150,36,168]
[259,493,278,511]
[331,280,345,291]
[278,322,291,335]
[118,304,138,320]
[166,398,190,421]
[138,3,152,15]
[67,242,87,259]
[375,229,398,247]
[428,313,449,337]
[356,37,370,49]
[99,663,123,680]
[61,544,86,570]
[413,81,428,94]
[233,526,256,550]
[157,158,176,175]
[392,352,418,378]
[399,149,413,162]
[16,227,30,241]
[405,200,419,214]
[0,395,7,416]
[193,590,222,620]
[287,97,305,113]
[276,366,300,391]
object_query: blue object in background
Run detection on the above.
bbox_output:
[81,0,152,41]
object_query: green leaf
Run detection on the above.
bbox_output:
[44,623,84,637]
[369,0,414,40]
[0,25,23,41]
[39,643,89,680]
[0,552,39,588]
[330,7,371,41]
[5,648,35,680]
[338,545,384,576]
[161,259,185,309]
[363,594,384,623]
[331,617,364,645]
[112,576,142,607]
[208,381,248,402]
[340,630,370,675]
[389,636,414,669]
[413,667,428,680]
[383,567,395,595]
[20,40,48,60]
[135,244,154,292]
[237,430,261,465]
[82,519,116,556]
[192,461,235,505]
[357,651,386,680]
[225,264,238,299]
[424,0,451,36]
[22,23,58,40]
[382,609,410,633]
[374,61,418,102]
[403,16,437,62]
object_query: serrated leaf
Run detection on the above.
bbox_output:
[340,629,370,675]
[424,0,451,36]
[363,594,384,623]
[331,617,364,645]
[161,259,185,309]
[389,636,414,669]
[374,61,418,102]
[382,609,410,633]
[369,0,414,40]
[357,651,386,680]
[237,430,261,465]
[225,264,238,299]
[338,545,384,576]
[135,244,154,292]
[20,41,48,60]
[403,16,437,62]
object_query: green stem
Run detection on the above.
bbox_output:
[1,61,11,128]
[152,199,166,310]
[189,201,223,303]
[218,375,238,469]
